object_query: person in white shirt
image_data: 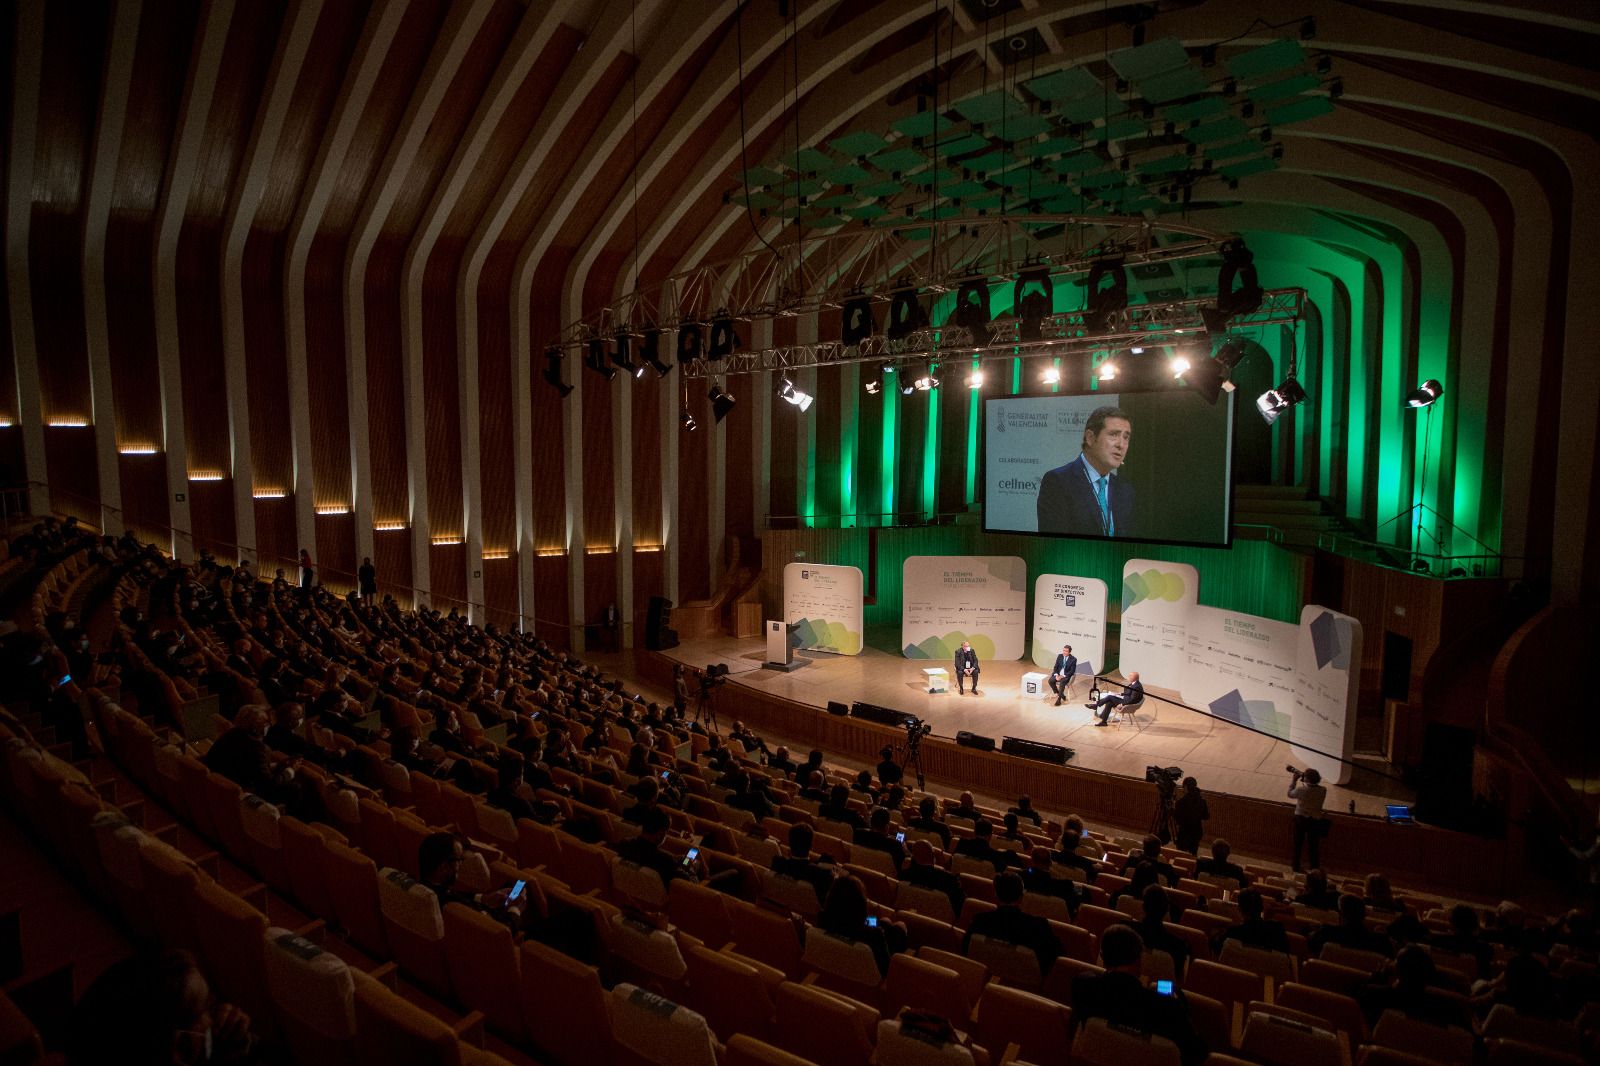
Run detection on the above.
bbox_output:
[1288,767,1327,872]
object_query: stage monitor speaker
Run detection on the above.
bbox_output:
[1413,723,1475,829]
[645,596,676,651]
[851,702,913,728]
[826,701,850,718]
[956,730,995,752]
[1001,736,1072,765]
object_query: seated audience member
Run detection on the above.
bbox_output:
[616,806,706,887]
[1051,829,1100,882]
[800,749,826,782]
[1070,925,1207,1066]
[852,806,907,875]
[1433,904,1494,977]
[908,795,952,849]
[954,818,1017,872]
[767,745,797,776]
[798,769,829,803]
[1294,868,1342,911]
[878,785,906,816]
[487,754,540,822]
[417,831,516,914]
[724,770,774,821]
[1309,894,1395,957]
[1359,945,1473,1029]
[1121,834,1179,887]
[1364,872,1403,912]
[850,769,878,797]
[1193,838,1249,887]
[771,822,835,904]
[998,811,1030,846]
[949,791,982,822]
[1470,952,1561,1021]
[964,871,1060,974]
[388,723,438,776]
[875,746,904,788]
[1020,847,1080,915]
[1109,859,1163,912]
[69,949,258,1066]
[203,705,276,792]
[621,775,664,825]
[819,784,865,830]
[729,719,769,756]
[264,701,317,761]
[817,874,906,977]
[903,840,964,914]
[1216,888,1290,954]
[1009,794,1044,827]
[1135,884,1191,977]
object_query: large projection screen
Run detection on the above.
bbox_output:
[983,390,1234,547]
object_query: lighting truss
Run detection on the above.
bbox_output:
[674,288,1304,380]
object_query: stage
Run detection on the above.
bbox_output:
[658,634,1412,817]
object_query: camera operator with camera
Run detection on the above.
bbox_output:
[1287,765,1329,872]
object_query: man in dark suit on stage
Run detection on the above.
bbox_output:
[1093,671,1143,725]
[1036,405,1135,536]
[1050,644,1078,706]
[954,640,980,695]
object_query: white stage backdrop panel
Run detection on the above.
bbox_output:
[1181,605,1302,739]
[984,393,1121,533]
[902,556,1027,662]
[1292,606,1364,785]
[782,563,864,655]
[1118,559,1200,688]
[1031,574,1107,676]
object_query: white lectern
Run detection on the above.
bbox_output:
[763,620,804,672]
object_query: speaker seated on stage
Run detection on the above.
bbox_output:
[904,840,964,914]
[908,797,952,849]
[954,640,980,694]
[1091,672,1144,724]
[771,823,836,905]
[1049,645,1078,706]
[1120,835,1180,888]
[962,871,1061,975]
[953,819,1018,872]
[1051,830,1101,884]
[819,784,865,830]
[851,807,908,876]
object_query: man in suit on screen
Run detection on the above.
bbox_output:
[1036,406,1135,536]
[1050,644,1078,706]
[954,640,980,695]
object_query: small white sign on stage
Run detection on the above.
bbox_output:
[782,562,864,655]
[1031,574,1107,681]
[901,555,1028,662]
[1118,558,1200,689]
[1019,671,1050,700]
[923,668,949,694]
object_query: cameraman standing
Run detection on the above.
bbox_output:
[1288,766,1327,872]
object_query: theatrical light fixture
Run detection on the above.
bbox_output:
[887,285,925,341]
[778,377,814,412]
[1040,364,1061,386]
[611,332,645,379]
[966,369,984,389]
[641,328,670,377]
[1257,376,1308,425]
[680,408,698,432]
[1129,346,1145,355]
[585,337,616,380]
[1081,258,1129,334]
[543,346,574,397]
[707,384,736,422]
[1169,354,1193,377]
[1181,338,1247,404]
[899,367,916,396]
[863,367,883,395]
[1405,378,1445,409]
[912,363,940,391]
[841,293,875,348]
[953,277,991,336]
[1015,267,1053,341]
[707,312,738,359]
[677,322,704,362]
[1098,360,1118,382]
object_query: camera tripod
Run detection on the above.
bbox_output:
[902,728,928,792]
[694,680,720,734]
[1149,781,1178,845]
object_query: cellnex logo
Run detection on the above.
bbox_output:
[999,478,1038,491]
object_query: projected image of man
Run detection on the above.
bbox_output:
[1036,406,1135,537]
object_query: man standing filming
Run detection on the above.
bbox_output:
[1050,644,1077,706]
[954,640,980,696]
[1288,766,1327,872]
[1036,405,1135,537]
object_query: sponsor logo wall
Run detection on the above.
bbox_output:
[782,563,864,655]
[1118,559,1200,687]
[1030,574,1107,676]
[901,556,1028,661]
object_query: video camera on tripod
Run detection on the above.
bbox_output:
[901,715,932,791]
[1146,765,1182,842]
[699,663,730,694]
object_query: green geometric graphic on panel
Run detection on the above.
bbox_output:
[792,617,862,655]
[903,632,997,660]
[1122,567,1188,610]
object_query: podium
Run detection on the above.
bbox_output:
[763,620,805,672]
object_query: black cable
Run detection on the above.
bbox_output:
[734,1,785,267]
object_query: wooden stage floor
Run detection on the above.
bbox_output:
[659,635,1412,817]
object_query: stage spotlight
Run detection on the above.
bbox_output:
[1181,338,1247,404]
[1405,378,1444,409]
[1256,376,1307,425]
[677,322,704,362]
[1168,354,1192,377]
[898,365,916,396]
[954,277,991,339]
[912,363,940,391]
[707,384,737,422]
[841,293,875,347]
[887,285,925,341]
[611,332,645,379]
[641,328,671,377]
[966,369,984,389]
[586,337,617,380]
[778,377,814,412]
[1411,558,1431,574]
[1130,345,1145,354]
[542,346,573,398]
[1081,259,1128,334]
[708,312,738,359]
[1015,267,1053,341]
[680,408,697,432]
[1040,364,1061,386]
[1097,355,1119,382]
[863,365,883,395]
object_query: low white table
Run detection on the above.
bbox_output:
[1020,671,1050,699]
[922,667,949,694]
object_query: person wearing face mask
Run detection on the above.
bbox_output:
[68,948,257,1065]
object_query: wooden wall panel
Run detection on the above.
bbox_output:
[678,405,709,600]
[105,216,163,448]
[524,257,567,558]
[253,498,296,573]
[112,1,197,220]
[768,390,796,525]
[631,548,663,637]
[430,542,466,611]
[242,232,294,551]
[188,1,283,225]
[580,371,616,620]
[532,554,567,646]
[363,239,409,526]
[42,426,97,523]
[630,373,663,546]
[809,373,838,526]
[372,528,411,606]
[895,388,928,523]
[186,480,235,560]
[175,220,234,549]
[477,269,516,551]
[314,513,356,590]
[936,369,968,515]
[484,556,519,630]
[856,384,885,527]
[305,233,352,520]
[422,253,462,538]
[29,212,98,511]
[118,454,167,545]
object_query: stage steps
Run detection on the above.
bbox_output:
[1233,485,1351,548]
